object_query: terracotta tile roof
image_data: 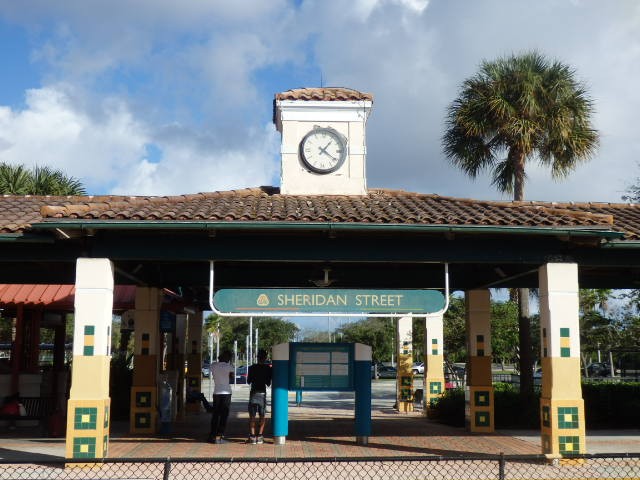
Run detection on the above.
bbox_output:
[2,187,638,240]
[275,88,373,102]
[0,284,137,309]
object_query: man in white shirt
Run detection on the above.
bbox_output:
[208,350,234,444]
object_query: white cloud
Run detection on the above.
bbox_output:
[0,87,278,195]
[0,0,639,201]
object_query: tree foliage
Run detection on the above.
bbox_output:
[442,50,598,201]
[204,315,299,362]
[339,318,394,363]
[0,162,86,195]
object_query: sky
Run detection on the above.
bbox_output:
[0,0,639,203]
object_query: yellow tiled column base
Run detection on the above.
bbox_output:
[466,386,494,433]
[397,354,414,413]
[65,398,110,460]
[130,386,157,434]
[540,397,586,455]
[424,376,446,406]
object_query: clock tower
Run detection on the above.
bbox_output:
[274,88,373,195]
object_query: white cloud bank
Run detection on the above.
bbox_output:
[0,0,639,201]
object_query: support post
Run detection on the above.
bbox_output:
[423,314,445,413]
[465,290,494,432]
[354,343,372,444]
[65,258,114,459]
[185,312,204,413]
[272,343,289,445]
[396,316,414,412]
[539,263,586,455]
[129,287,162,434]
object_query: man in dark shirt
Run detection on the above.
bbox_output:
[246,348,272,444]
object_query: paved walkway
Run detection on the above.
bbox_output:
[1,384,639,461]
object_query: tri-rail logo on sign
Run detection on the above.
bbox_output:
[213,288,445,314]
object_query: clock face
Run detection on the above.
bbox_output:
[299,127,347,174]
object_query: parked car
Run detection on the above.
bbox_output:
[586,362,612,377]
[377,365,397,378]
[412,362,424,375]
[234,365,248,384]
[201,364,210,377]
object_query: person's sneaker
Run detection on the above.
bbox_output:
[256,436,264,444]
[247,436,257,444]
[216,437,228,444]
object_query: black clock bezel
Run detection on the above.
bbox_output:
[299,127,347,174]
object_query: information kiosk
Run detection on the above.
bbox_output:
[272,342,372,445]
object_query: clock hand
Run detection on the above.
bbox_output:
[318,142,331,156]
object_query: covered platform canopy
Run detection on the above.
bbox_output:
[0,186,638,458]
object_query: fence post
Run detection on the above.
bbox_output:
[498,452,505,480]
[163,457,171,480]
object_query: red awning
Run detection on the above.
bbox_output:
[0,284,137,310]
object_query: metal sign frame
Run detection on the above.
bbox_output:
[208,260,450,318]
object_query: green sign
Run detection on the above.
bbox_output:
[213,288,445,314]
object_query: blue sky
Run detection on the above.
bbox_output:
[0,1,639,202]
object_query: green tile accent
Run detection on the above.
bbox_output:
[559,435,580,454]
[476,334,484,342]
[401,376,412,386]
[474,390,490,407]
[432,349,438,355]
[103,435,109,456]
[475,411,490,427]
[104,406,109,428]
[560,347,571,358]
[83,346,94,356]
[542,435,551,454]
[429,381,442,394]
[560,327,570,337]
[72,437,97,459]
[400,388,412,401]
[431,339,438,344]
[135,412,152,428]
[558,407,579,429]
[84,325,95,335]
[135,391,152,407]
[188,377,198,387]
[431,338,438,355]
[542,406,551,427]
[74,407,98,430]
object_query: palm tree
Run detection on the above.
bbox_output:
[0,163,31,194]
[0,163,86,195]
[442,51,599,394]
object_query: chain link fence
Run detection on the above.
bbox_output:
[2,454,640,480]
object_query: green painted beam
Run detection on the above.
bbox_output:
[33,220,625,239]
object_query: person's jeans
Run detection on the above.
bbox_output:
[209,394,231,437]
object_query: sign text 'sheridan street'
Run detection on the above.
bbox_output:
[213,288,445,314]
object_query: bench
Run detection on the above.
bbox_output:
[0,397,55,430]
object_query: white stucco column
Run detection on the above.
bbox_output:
[396,316,414,412]
[423,314,445,411]
[539,263,585,456]
[65,258,114,460]
[465,290,494,432]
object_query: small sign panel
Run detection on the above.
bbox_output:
[214,288,445,314]
[289,343,354,391]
